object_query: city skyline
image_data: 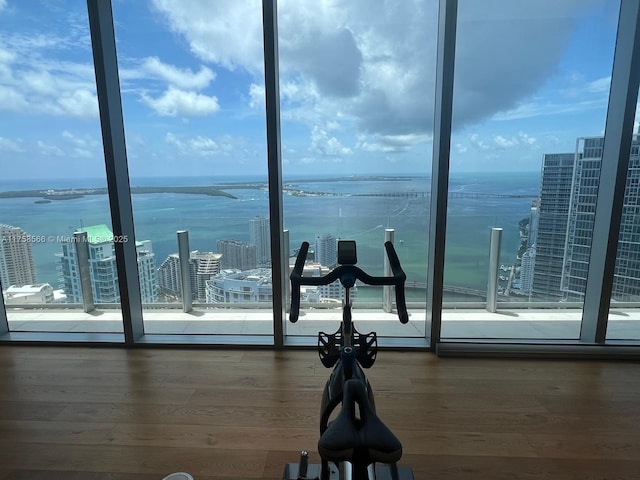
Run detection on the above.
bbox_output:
[0,0,631,181]
[4,133,640,306]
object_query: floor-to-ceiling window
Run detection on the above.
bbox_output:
[277,0,437,342]
[110,1,273,338]
[1,0,639,351]
[441,0,620,340]
[0,1,123,335]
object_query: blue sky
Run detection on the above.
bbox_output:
[0,0,630,180]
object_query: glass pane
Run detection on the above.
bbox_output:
[0,1,123,333]
[607,104,640,341]
[112,1,272,337]
[442,0,619,339]
[278,1,436,340]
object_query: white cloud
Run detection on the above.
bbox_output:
[37,140,64,157]
[140,56,215,90]
[585,76,611,94]
[469,134,491,151]
[494,135,516,148]
[0,136,23,152]
[150,0,609,148]
[0,0,615,176]
[310,125,351,156]
[142,87,220,116]
[248,83,264,110]
[457,131,538,158]
[0,84,30,111]
[151,0,264,71]
[166,132,242,157]
[61,130,100,158]
[119,57,219,117]
[0,29,99,119]
[325,120,340,131]
[357,132,430,153]
[491,97,608,122]
[55,89,98,118]
[0,45,13,66]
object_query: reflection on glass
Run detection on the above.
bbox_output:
[0,1,122,333]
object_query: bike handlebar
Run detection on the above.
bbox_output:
[289,241,409,324]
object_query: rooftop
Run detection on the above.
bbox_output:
[77,224,113,244]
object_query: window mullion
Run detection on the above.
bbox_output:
[428,0,458,349]
[262,0,285,348]
[581,0,640,343]
[87,0,143,343]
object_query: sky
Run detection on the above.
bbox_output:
[0,0,631,180]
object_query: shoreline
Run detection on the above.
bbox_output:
[0,186,240,201]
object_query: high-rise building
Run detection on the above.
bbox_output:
[527,200,540,248]
[157,250,222,302]
[517,200,540,296]
[315,233,337,268]
[0,224,37,288]
[57,225,157,304]
[519,246,536,295]
[532,136,640,302]
[157,254,181,298]
[561,137,604,300]
[217,240,257,271]
[531,152,576,300]
[249,216,270,266]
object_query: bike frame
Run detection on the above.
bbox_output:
[287,240,410,480]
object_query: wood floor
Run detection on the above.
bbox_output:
[0,346,638,480]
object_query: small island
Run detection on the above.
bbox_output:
[0,186,239,202]
[0,176,423,203]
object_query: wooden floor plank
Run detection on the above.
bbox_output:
[0,442,266,478]
[0,346,638,479]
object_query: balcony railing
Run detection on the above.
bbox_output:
[5,226,640,342]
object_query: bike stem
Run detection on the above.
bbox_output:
[342,286,352,347]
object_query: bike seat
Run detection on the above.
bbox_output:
[318,379,402,466]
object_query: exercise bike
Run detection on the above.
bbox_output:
[283,240,414,480]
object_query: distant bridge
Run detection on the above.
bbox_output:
[355,192,536,199]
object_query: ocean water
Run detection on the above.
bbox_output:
[0,172,540,291]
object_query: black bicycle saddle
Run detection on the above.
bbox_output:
[317,379,402,465]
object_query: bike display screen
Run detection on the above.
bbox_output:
[338,240,357,265]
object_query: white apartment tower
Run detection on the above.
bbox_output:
[315,233,337,268]
[206,268,272,304]
[0,224,37,288]
[519,246,536,295]
[58,224,157,304]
